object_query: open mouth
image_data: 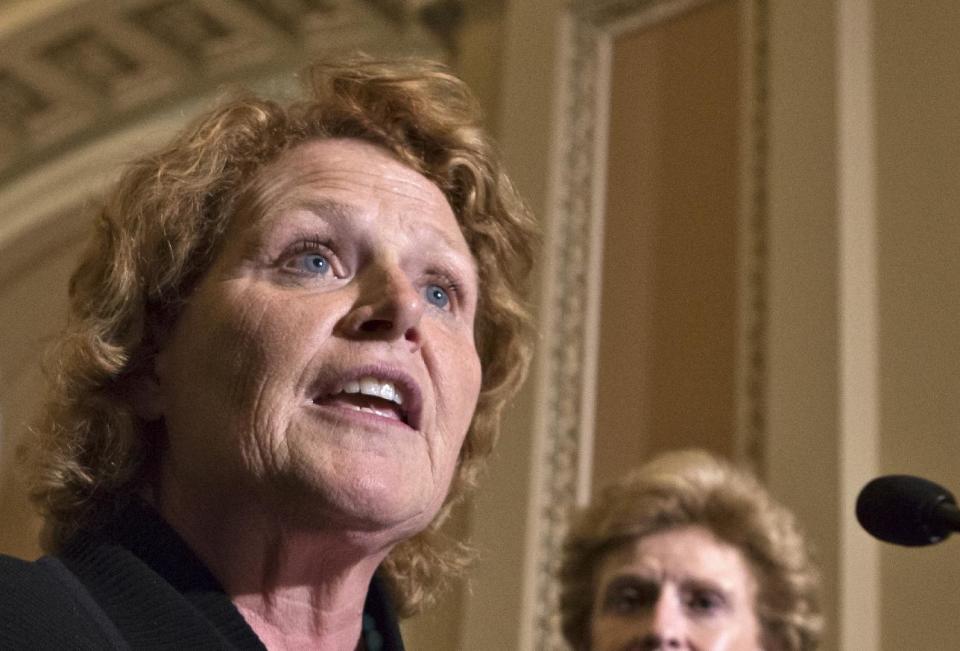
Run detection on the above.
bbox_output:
[312,375,414,427]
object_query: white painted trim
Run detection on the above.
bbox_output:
[734,0,754,462]
[518,11,575,650]
[577,30,612,509]
[0,0,78,39]
[837,0,880,648]
[602,0,717,37]
[734,0,768,467]
[0,109,186,254]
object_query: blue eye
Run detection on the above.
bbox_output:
[301,253,330,275]
[425,284,449,309]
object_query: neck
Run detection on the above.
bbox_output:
[153,481,394,651]
[228,541,384,651]
[231,569,374,651]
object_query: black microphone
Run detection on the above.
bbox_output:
[855,475,960,546]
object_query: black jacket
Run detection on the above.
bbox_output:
[0,501,404,650]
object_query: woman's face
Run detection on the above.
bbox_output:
[149,138,481,541]
[590,525,764,651]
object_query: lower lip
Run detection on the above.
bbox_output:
[306,401,416,432]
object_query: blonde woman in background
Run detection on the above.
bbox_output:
[560,450,821,651]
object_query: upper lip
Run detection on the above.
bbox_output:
[308,364,424,430]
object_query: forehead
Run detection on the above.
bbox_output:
[596,525,756,592]
[250,138,454,220]
[223,137,474,267]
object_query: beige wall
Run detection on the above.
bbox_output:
[766,1,845,647]
[875,2,960,649]
[766,1,960,649]
[594,0,741,489]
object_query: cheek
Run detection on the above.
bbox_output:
[590,614,634,651]
[200,298,274,404]
[717,610,765,651]
[705,627,759,651]
[429,326,482,423]
[217,294,338,444]
[444,352,482,465]
[423,336,480,485]
[456,335,483,409]
[459,352,483,419]
[160,289,300,437]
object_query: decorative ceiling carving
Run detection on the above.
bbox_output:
[0,0,459,183]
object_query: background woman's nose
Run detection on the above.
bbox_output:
[639,591,685,649]
[339,266,425,347]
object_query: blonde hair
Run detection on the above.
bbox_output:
[559,450,822,650]
[21,55,538,616]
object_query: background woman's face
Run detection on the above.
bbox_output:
[590,525,763,651]
[150,138,482,541]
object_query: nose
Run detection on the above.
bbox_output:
[638,589,685,650]
[338,264,425,349]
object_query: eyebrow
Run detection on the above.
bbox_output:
[606,571,729,594]
[603,576,659,597]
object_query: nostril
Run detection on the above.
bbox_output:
[343,278,425,341]
[358,319,394,333]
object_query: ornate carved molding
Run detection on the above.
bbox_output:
[529,0,768,647]
[742,0,768,474]
[0,0,460,184]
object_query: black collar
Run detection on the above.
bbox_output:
[60,500,404,650]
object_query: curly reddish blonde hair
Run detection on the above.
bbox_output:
[21,55,537,616]
[560,450,822,650]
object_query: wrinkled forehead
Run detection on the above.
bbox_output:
[227,137,470,251]
[248,139,449,213]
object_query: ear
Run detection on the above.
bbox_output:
[129,354,165,421]
[128,312,174,421]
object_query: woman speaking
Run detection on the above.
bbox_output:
[1,55,537,650]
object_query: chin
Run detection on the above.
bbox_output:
[275,462,448,538]
[352,484,446,536]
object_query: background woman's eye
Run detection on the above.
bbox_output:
[601,582,657,615]
[425,284,449,309]
[686,590,725,615]
[610,588,642,613]
[300,253,330,275]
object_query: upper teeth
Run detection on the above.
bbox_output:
[339,376,404,406]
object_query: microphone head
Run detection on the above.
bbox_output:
[855,475,957,546]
